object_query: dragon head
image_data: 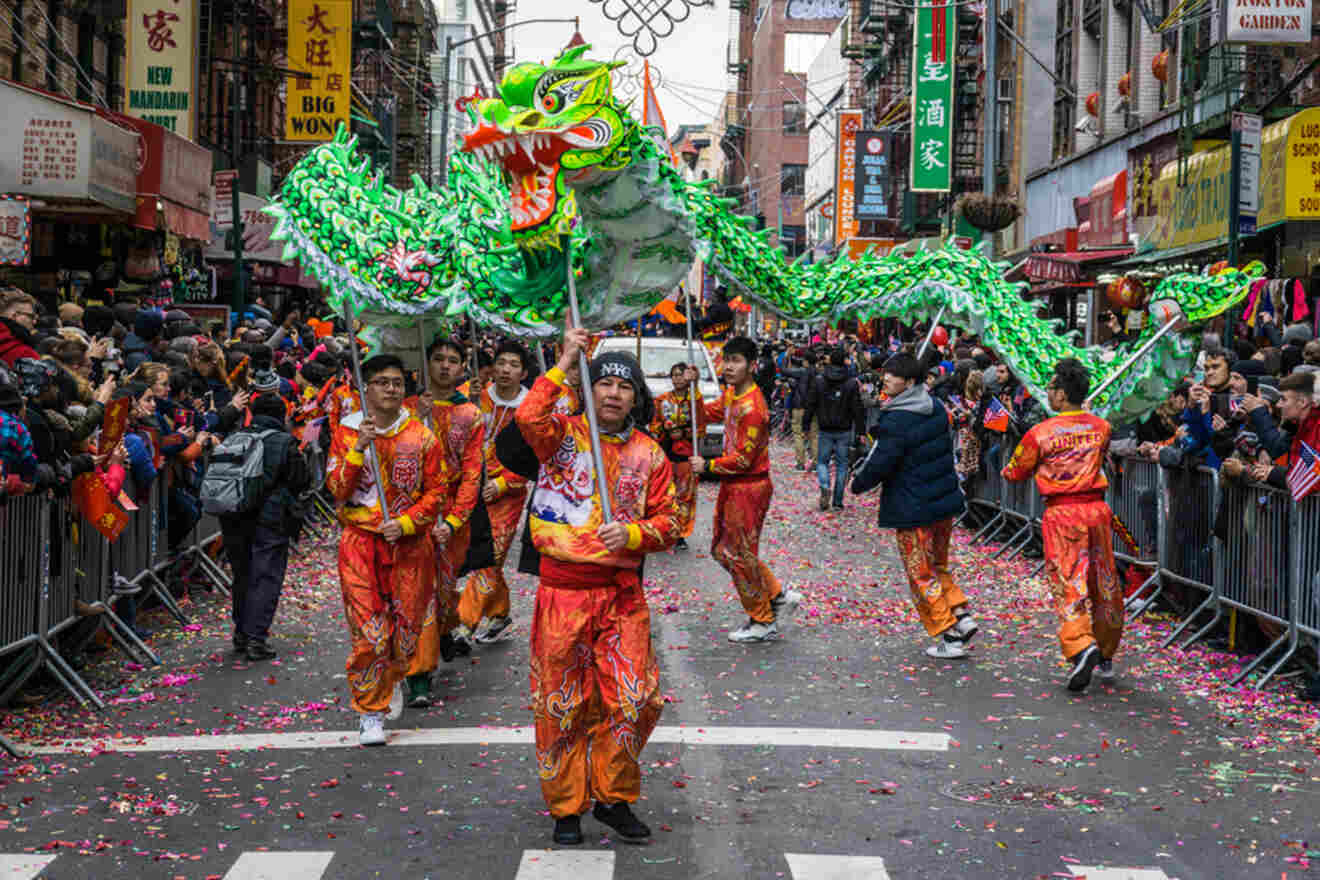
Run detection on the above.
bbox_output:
[459,45,632,248]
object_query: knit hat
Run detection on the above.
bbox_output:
[1283,323,1314,346]
[83,305,114,337]
[1231,359,1266,394]
[250,368,281,393]
[133,309,165,341]
[589,351,643,395]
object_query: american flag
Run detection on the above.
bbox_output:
[983,397,1011,433]
[1287,441,1320,502]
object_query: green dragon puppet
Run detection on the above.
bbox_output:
[264,43,1259,422]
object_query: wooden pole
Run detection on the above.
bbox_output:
[342,300,388,520]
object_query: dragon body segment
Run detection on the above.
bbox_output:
[265,44,1258,422]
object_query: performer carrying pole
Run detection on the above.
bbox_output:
[653,291,705,549]
[1002,357,1120,692]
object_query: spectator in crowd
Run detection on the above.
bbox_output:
[952,370,984,486]
[123,309,165,372]
[0,380,37,492]
[805,348,864,511]
[0,289,40,367]
[1182,347,1237,468]
[784,353,817,471]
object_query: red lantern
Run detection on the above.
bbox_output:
[1117,72,1131,98]
[1152,50,1169,84]
[1107,276,1145,311]
[1085,92,1100,117]
[931,325,949,348]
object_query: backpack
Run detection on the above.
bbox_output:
[201,430,276,515]
[815,375,855,431]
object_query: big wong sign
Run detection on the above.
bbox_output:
[285,0,352,141]
[125,0,196,139]
[910,0,956,193]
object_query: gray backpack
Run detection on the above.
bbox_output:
[201,430,276,515]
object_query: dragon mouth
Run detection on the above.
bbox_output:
[460,122,604,231]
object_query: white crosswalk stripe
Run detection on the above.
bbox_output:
[785,853,891,880]
[222,851,335,880]
[514,850,615,880]
[0,855,57,880]
[1068,868,1171,880]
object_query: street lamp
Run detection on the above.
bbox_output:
[437,16,580,187]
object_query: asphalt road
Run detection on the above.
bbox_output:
[2,448,1317,879]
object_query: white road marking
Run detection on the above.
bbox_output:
[785,853,891,880]
[0,855,58,880]
[29,725,949,755]
[1067,869,1170,880]
[514,850,614,880]
[223,851,335,880]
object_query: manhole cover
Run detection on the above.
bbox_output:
[942,779,1128,813]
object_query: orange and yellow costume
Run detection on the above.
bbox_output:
[457,384,529,629]
[1002,411,1121,661]
[652,386,705,538]
[703,385,783,623]
[326,409,446,713]
[517,367,678,818]
[895,518,968,636]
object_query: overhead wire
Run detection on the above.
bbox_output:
[0,0,108,109]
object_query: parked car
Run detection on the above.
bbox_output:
[592,336,724,458]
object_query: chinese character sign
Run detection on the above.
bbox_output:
[910,0,955,193]
[0,196,31,266]
[834,110,862,245]
[286,0,351,142]
[126,0,196,138]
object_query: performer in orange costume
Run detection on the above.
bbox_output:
[1002,357,1119,692]
[401,336,485,707]
[325,355,446,745]
[456,341,530,644]
[652,361,705,548]
[692,337,801,643]
[517,327,677,847]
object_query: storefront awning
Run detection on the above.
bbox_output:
[1115,219,1285,268]
[0,79,137,215]
[1026,248,1134,283]
[105,112,212,242]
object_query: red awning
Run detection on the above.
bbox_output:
[1026,248,1133,284]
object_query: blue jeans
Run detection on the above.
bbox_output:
[817,430,852,505]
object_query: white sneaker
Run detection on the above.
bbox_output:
[727,619,780,643]
[925,636,969,659]
[387,681,404,720]
[359,712,386,747]
[452,625,473,651]
[771,588,803,620]
[471,616,492,642]
[1096,659,1116,682]
[474,615,512,644]
[954,614,979,643]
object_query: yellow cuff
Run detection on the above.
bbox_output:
[546,366,567,386]
[625,524,643,550]
[444,514,462,530]
[398,515,416,536]
[345,448,365,466]
[494,476,508,494]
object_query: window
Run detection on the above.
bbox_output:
[780,224,806,258]
[76,14,94,103]
[781,163,806,196]
[1052,0,1074,160]
[783,100,805,134]
[46,0,60,93]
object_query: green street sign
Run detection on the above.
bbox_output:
[910,1,956,193]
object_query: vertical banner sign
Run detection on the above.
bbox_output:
[1234,112,1262,236]
[834,109,862,245]
[286,0,351,141]
[125,0,196,138]
[854,130,891,219]
[911,0,956,193]
[0,195,30,265]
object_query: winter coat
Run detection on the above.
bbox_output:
[0,318,38,367]
[851,385,965,529]
[218,414,312,532]
[805,365,865,434]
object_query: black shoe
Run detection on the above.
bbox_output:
[405,673,432,708]
[232,632,249,652]
[245,641,277,662]
[439,633,458,663]
[675,537,688,550]
[592,801,651,843]
[553,815,583,845]
[1299,674,1320,703]
[1066,644,1100,692]
[818,489,829,511]
[831,501,844,510]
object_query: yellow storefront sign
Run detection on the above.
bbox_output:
[125,0,196,138]
[1150,107,1320,250]
[285,0,351,142]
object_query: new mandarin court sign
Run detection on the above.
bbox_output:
[125,0,196,138]
[285,0,351,141]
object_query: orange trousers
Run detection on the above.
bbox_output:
[530,559,662,818]
[408,519,472,677]
[1042,498,1123,661]
[459,491,525,628]
[894,517,967,636]
[672,460,698,539]
[711,475,782,624]
[338,528,436,713]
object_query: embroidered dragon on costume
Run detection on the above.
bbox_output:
[265,44,1260,423]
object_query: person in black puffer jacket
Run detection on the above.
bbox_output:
[218,392,312,662]
[851,353,976,660]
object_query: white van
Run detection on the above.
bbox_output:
[590,336,724,458]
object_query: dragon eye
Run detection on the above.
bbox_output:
[542,93,560,112]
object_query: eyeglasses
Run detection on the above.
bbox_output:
[368,378,405,390]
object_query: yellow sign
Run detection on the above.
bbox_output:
[125,0,195,138]
[1150,107,1320,250]
[285,0,351,142]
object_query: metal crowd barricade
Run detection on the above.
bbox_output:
[1134,464,1218,629]
[1215,477,1297,688]
[174,450,232,596]
[994,473,1039,560]
[1103,456,1165,629]
[0,494,48,717]
[1292,495,1320,645]
[968,464,1007,544]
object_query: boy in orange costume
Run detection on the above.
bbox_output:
[517,327,678,847]
[457,341,530,644]
[652,361,705,548]
[692,336,801,643]
[325,355,446,745]
[1002,357,1119,692]
[402,337,484,707]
